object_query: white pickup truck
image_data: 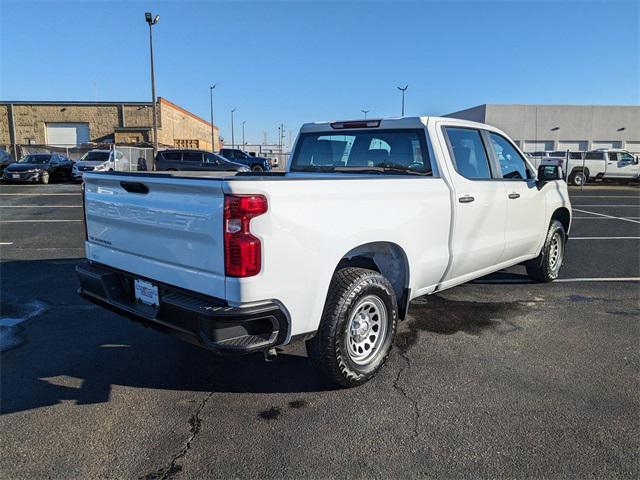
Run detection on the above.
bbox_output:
[529,149,640,186]
[77,117,571,387]
[563,149,640,186]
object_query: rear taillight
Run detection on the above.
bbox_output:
[224,194,267,277]
[81,182,88,241]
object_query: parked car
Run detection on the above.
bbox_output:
[77,116,571,387]
[0,148,13,174]
[3,153,72,184]
[563,149,639,186]
[219,148,272,171]
[155,149,250,172]
[72,149,130,181]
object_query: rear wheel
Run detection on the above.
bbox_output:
[306,267,398,387]
[569,170,587,186]
[526,220,566,282]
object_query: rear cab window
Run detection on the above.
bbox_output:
[290,128,433,176]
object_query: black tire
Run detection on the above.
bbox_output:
[40,172,49,185]
[251,165,264,172]
[306,267,398,388]
[569,170,587,186]
[525,220,566,282]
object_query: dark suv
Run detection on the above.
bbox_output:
[219,148,271,172]
[155,150,250,172]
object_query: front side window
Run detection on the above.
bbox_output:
[620,152,635,162]
[488,132,530,180]
[290,129,432,175]
[444,127,491,179]
[205,153,224,163]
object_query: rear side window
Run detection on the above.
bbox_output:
[488,132,531,180]
[585,152,605,160]
[182,152,202,162]
[444,127,492,179]
[161,151,181,161]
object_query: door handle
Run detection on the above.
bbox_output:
[458,195,475,203]
[508,193,520,199]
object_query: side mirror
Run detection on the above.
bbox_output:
[537,164,562,187]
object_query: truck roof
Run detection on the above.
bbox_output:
[299,116,496,133]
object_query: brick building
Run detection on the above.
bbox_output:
[0,98,219,150]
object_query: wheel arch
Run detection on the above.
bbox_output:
[551,207,571,235]
[335,241,411,320]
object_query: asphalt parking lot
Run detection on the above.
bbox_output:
[1,181,638,479]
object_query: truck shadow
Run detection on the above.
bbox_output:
[0,258,337,415]
[1,258,527,415]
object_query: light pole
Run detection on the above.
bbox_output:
[145,12,160,155]
[209,84,216,152]
[361,109,370,120]
[242,121,246,146]
[397,85,408,116]
[230,109,236,149]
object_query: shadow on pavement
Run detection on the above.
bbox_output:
[0,258,337,415]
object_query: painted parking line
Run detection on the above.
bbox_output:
[572,205,639,207]
[573,217,640,219]
[571,237,640,240]
[475,277,640,284]
[0,205,82,208]
[0,193,80,196]
[573,208,640,224]
[571,195,640,198]
[0,242,14,245]
[0,220,83,223]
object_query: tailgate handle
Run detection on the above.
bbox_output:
[120,181,149,194]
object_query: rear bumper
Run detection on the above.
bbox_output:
[76,261,289,354]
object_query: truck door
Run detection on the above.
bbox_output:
[606,151,640,178]
[439,126,507,282]
[485,131,546,262]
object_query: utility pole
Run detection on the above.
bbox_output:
[242,120,246,146]
[397,85,408,116]
[361,109,370,120]
[231,108,236,149]
[145,12,160,155]
[209,84,216,152]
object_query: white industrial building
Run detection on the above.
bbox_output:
[446,104,640,153]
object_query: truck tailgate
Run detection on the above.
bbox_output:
[83,173,227,299]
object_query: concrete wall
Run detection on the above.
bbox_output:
[447,104,640,152]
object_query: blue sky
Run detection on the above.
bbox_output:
[1,0,638,145]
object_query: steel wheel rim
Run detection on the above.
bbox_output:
[549,232,563,271]
[346,295,388,365]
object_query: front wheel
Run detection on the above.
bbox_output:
[526,220,566,282]
[251,165,264,172]
[306,267,398,388]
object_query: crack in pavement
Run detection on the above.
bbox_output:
[392,347,421,439]
[141,390,215,480]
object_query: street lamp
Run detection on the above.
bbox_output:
[397,85,408,116]
[230,108,236,149]
[242,120,246,146]
[361,109,370,120]
[145,12,160,155]
[209,84,216,152]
